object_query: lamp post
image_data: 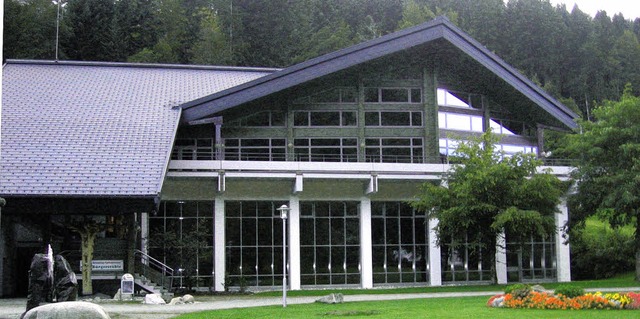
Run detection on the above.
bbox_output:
[277,204,290,308]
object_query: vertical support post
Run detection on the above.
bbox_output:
[555,198,571,282]
[141,212,149,257]
[428,218,442,286]
[423,64,439,163]
[288,197,301,290]
[214,197,226,291]
[495,232,508,284]
[536,125,545,159]
[359,197,373,288]
[357,77,366,162]
[212,116,223,160]
[287,103,295,161]
[482,96,491,133]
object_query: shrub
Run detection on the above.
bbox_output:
[554,285,584,298]
[569,218,634,280]
[505,283,531,299]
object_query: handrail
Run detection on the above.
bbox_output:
[134,249,174,291]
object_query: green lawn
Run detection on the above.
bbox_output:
[253,272,639,298]
[174,296,640,319]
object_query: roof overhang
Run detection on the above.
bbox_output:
[181,16,579,129]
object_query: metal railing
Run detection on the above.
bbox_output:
[134,249,174,291]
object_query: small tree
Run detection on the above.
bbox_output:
[563,84,640,281]
[412,132,565,282]
[69,218,106,296]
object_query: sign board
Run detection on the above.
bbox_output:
[121,273,135,294]
[79,260,124,272]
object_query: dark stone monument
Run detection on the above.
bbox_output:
[25,253,53,313]
[54,255,78,302]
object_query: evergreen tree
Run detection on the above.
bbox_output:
[62,0,116,61]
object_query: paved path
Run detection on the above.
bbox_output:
[1,287,638,319]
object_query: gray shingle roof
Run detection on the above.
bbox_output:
[1,60,274,196]
[182,16,578,129]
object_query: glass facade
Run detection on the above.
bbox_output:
[441,233,493,283]
[149,201,214,289]
[225,201,284,288]
[300,201,361,286]
[371,202,429,285]
[506,234,556,282]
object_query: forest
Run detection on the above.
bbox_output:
[4,0,640,118]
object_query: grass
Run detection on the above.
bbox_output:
[252,272,639,298]
[173,296,640,319]
[172,273,640,319]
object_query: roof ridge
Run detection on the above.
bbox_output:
[4,59,281,73]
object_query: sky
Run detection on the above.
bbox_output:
[548,0,640,20]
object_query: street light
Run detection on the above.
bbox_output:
[277,204,290,308]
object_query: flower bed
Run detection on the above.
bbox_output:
[488,287,640,310]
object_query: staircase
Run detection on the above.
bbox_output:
[134,250,174,299]
[134,274,173,298]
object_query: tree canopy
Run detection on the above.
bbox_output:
[563,84,640,280]
[412,132,565,282]
[4,0,640,113]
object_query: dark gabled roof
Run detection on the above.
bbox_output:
[182,16,579,129]
[0,60,275,197]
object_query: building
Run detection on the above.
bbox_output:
[0,17,578,296]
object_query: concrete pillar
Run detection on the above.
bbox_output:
[428,218,442,286]
[359,197,373,288]
[214,197,226,291]
[423,64,439,163]
[288,196,301,290]
[555,199,571,282]
[140,212,149,256]
[495,232,508,284]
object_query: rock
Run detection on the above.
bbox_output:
[26,254,54,312]
[315,293,344,304]
[113,289,121,301]
[491,296,505,308]
[531,285,547,293]
[21,301,110,319]
[53,255,77,302]
[168,297,184,305]
[182,294,195,303]
[143,294,166,305]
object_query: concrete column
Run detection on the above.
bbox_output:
[495,232,508,284]
[141,213,149,256]
[555,199,571,282]
[214,197,226,291]
[288,196,301,290]
[359,197,373,289]
[423,64,439,163]
[428,218,442,286]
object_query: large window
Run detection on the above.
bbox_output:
[372,202,429,285]
[364,87,422,103]
[225,201,284,288]
[226,111,285,127]
[224,138,286,161]
[294,138,358,162]
[441,233,492,283]
[294,111,357,127]
[365,138,423,163]
[171,138,215,160]
[365,111,422,127]
[506,234,556,282]
[149,201,214,289]
[293,87,357,104]
[300,202,360,286]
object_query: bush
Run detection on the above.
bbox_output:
[505,284,531,299]
[569,218,634,280]
[554,285,584,298]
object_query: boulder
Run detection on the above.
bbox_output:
[143,294,166,305]
[168,297,184,305]
[21,301,110,319]
[182,294,195,303]
[315,293,344,304]
[53,255,77,302]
